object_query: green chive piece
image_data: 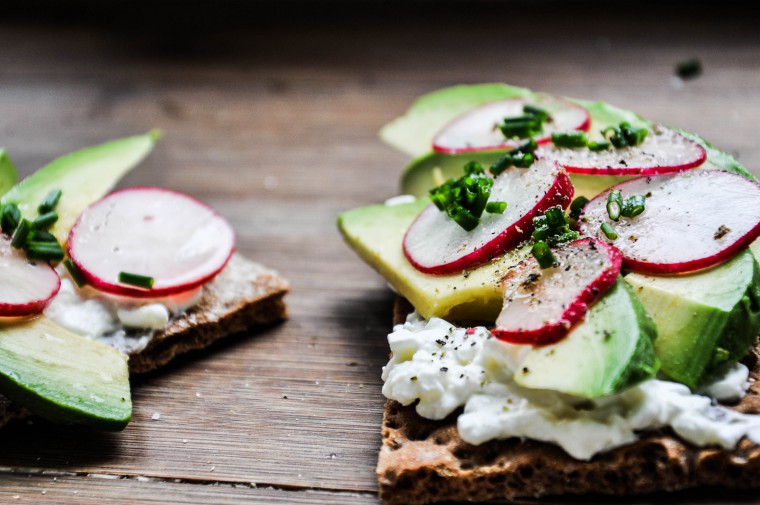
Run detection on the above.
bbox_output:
[38,188,62,214]
[587,141,611,152]
[31,229,58,243]
[547,230,580,247]
[26,241,65,262]
[544,205,567,227]
[676,58,702,80]
[606,190,623,221]
[600,222,618,240]
[531,224,551,241]
[523,104,549,122]
[486,201,507,214]
[64,259,88,288]
[602,122,648,148]
[33,211,59,229]
[118,271,155,289]
[621,194,646,218]
[568,196,589,220]
[551,131,589,148]
[11,218,33,249]
[1,203,21,234]
[490,139,538,175]
[531,240,557,269]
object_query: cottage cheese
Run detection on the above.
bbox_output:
[382,314,760,460]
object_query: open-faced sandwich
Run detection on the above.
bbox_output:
[338,84,760,504]
[0,133,288,429]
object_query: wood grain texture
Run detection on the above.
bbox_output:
[0,4,759,503]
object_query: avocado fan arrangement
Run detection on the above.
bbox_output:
[338,84,760,457]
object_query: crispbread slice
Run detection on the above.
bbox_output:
[378,297,760,505]
[0,253,288,427]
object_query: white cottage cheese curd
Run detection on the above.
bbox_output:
[382,314,760,460]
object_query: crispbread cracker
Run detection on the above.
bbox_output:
[0,253,288,427]
[378,297,760,505]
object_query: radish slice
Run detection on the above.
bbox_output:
[579,171,760,274]
[68,187,235,298]
[432,97,590,154]
[0,236,61,317]
[538,125,706,176]
[403,159,573,275]
[492,238,622,345]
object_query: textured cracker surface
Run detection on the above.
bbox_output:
[0,253,288,427]
[378,298,760,505]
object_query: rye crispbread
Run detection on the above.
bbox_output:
[378,298,760,505]
[0,253,288,427]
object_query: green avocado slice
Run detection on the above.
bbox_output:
[625,250,760,388]
[338,199,529,321]
[1,130,160,244]
[0,149,19,197]
[514,279,659,397]
[0,317,131,430]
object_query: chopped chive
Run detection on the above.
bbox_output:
[546,230,580,247]
[486,201,507,214]
[31,229,58,243]
[1,203,21,234]
[26,241,65,262]
[118,271,155,289]
[544,205,567,227]
[33,211,58,229]
[522,104,549,122]
[11,219,32,249]
[568,196,589,220]
[602,122,648,148]
[531,240,557,269]
[600,222,618,240]
[38,188,62,214]
[587,141,611,152]
[606,190,623,221]
[621,194,646,218]
[676,58,702,80]
[551,131,589,148]
[531,224,551,241]
[64,259,88,288]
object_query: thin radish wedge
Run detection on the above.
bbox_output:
[538,125,706,176]
[68,187,235,297]
[403,159,573,275]
[0,236,61,316]
[579,171,760,274]
[432,97,590,154]
[492,238,621,345]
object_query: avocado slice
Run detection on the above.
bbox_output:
[0,317,131,430]
[625,250,760,388]
[0,149,18,197]
[338,199,529,321]
[513,279,659,397]
[1,130,160,243]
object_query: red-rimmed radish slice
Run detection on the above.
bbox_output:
[492,238,621,345]
[539,125,706,176]
[579,171,760,274]
[0,236,61,317]
[403,159,573,275]
[68,187,235,298]
[432,97,590,154]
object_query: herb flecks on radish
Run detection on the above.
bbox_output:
[492,238,622,346]
[579,171,760,274]
[0,236,61,317]
[432,96,590,154]
[68,187,235,298]
[538,125,706,176]
[404,159,573,275]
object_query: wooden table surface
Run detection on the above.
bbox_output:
[1,4,759,503]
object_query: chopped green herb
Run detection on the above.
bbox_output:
[26,241,65,262]
[568,196,589,220]
[522,104,549,122]
[602,122,648,149]
[1,203,21,234]
[10,219,32,249]
[531,240,557,269]
[587,140,611,152]
[490,139,537,175]
[64,259,88,288]
[606,190,623,221]
[531,205,578,246]
[38,188,62,214]
[498,105,550,140]
[33,211,59,229]
[621,194,646,218]
[600,222,618,240]
[31,229,58,243]
[676,58,702,80]
[551,131,589,148]
[118,271,155,289]
[485,201,507,214]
